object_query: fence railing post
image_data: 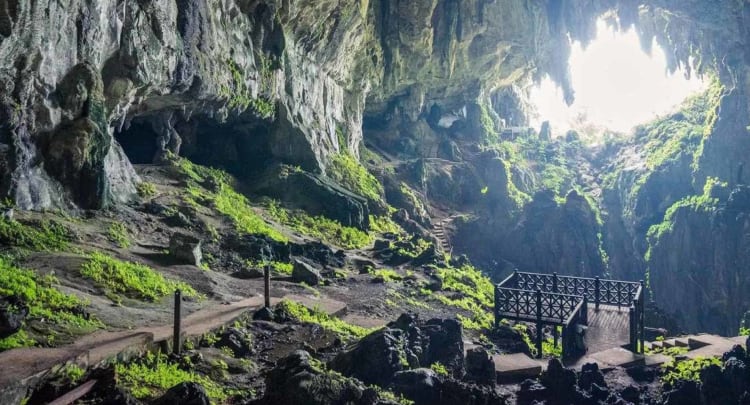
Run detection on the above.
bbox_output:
[513,269,519,288]
[173,289,182,355]
[594,277,600,310]
[535,289,543,358]
[639,280,645,353]
[553,272,558,293]
[582,296,588,324]
[494,285,499,330]
[629,305,636,352]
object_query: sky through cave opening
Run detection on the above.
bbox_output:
[529,18,706,138]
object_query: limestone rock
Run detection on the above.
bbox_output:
[169,233,202,266]
[292,259,323,286]
[153,382,210,405]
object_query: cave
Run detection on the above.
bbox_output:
[114,120,160,164]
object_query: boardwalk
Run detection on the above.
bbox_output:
[583,304,631,355]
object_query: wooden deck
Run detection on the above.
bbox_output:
[584,303,631,354]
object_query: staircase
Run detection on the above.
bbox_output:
[432,217,453,254]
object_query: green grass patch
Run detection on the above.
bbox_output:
[0,218,69,251]
[115,352,242,402]
[435,264,494,308]
[245,259,294,275]
[661,356,721,386]
[267,201,371,249]
[0,257,102,349]
[107,222,131,248]
[80,252,199,303]
[172,157,288,243]
[371,269,403,283]
[368,215,403,235]
[328,153,383,201]
[136,182,157,198]
[276,299,371,339]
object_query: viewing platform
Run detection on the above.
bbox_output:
[494,271,645,361]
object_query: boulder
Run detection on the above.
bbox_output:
[169,233,202,266]
[517,379,548,405]
[231,267,264,279]
[464,347,495,385]
[578,363,606,391]
[663,380,701,405]
[329,327,413,386]
[0,296,28,339]
[700,364,734,405]
[292,259,323,286]
[214,327,253,357]
[256,350,379,405]
[153,382,210,405]
[539,358,578,403]
[723,357,749,400]
[391,368,507,405]
[422,318,464,377]
[253,307,275,321]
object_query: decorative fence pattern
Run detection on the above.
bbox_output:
[494,271,645,359]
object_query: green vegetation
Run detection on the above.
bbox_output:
[59,363,85,384]
[368,215,403,235]
[542,338,562,357]
[0,218,69,251]
[432,263,495,330]
[174,157,288,243]
[136,182,157,198]
[740,327,750,336]
[116,352,241,402]
[267,200,371,249]
[276,299,371,339]
[371,268,403,283]
[221,58,275,118]
[646,345,689,357]
[0,257,101,349]
[430,361,449,376]
[513,323,538,357]
[107,222,131,248]
[328,153,384,201]
[245,259,294,275]
[661,357,721,386]
[386,289,431,310]
[80,252,199,303]
[398,182,428,218]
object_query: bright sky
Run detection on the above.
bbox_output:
[529,19,706,135]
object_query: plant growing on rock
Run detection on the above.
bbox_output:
[275,299,370,339]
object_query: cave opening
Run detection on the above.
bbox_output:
[115,120,160,164]
[529,18,706,139]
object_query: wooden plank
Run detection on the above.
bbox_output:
[47,379,97,405]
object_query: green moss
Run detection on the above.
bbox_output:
[80,252,199,302]
[513,323,538,356]
[435,264,494,308]
[116,352,241,402]
[221,58,275,118]
[430,361,449,376]
[0,218,69,251]
[172,157,288,243]
[107,222,131,248]
[275,299,371,339]
[59,363,85,384]
[136,182,157,198]
[267,201,371,249]
[368,215,403,235]
[0,258,102,349]
[371,269,403,283]
[328,153,384,201]
[661,357,721,386]
[245,259,294,275]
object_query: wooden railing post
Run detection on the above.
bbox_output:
[629,305,636,352]
[535,289,542,358]
[552,272,558,293]
[582,296,588,324]
[173,289,182,355]
[594,277,600,310]
[639,280,645,354]
[494,285,499,330]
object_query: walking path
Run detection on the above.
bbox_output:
[0,293,350,403]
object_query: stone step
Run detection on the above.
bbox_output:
[687,334,735,350]
[661,339,678,348]
[493,353,542,381]
[644,353,673,367]
[585,347,646,369]
[650,341,664,349]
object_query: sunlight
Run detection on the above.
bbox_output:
[529,19,706,136]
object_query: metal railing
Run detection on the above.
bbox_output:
[494,271,645,358]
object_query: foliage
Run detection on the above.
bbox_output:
[513,323,538,357]
[435,264,494,308]
[371,268,403,283]
[81,252,199,302]
[221,58,275,118]
[398,182,428,218]
[276,299,371,339]
[59,363,85,384]
[430,362,449,376]
[542,338,562,357]
[386,289,431,310]
[661,357,721,386]
[740,327,750,336]
[0,218,69,251]
[115,352,240,402]
[173,157,288,243]
[107,222,131,248]
[0,257,101,349]
[368,215,403,235]
[245,259,294,275]
[328,153,384,201]
[136,182,157,198]
[266,200,371,249]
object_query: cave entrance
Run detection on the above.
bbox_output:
[529,18,706,139]
[115,120,159,164]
